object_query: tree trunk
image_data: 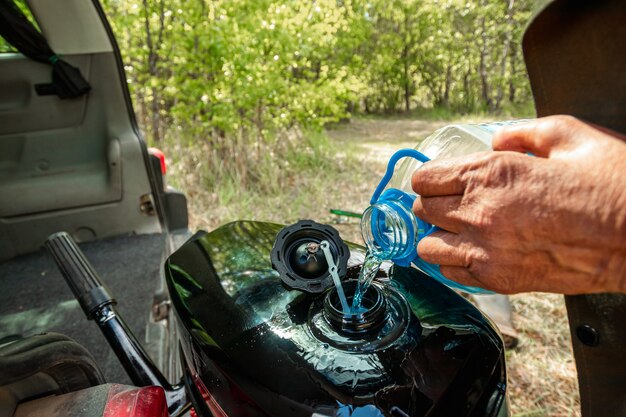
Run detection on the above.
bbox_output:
[443,64,452,106]
[150,96,160,143]
[463,68,472,109]
[494,0,515,110]
[403,47,410,112]
[142,0,166,143]
[421,69,442,107]
[478,16,493,110]
[509,42,518,103]
[402,9,411,112]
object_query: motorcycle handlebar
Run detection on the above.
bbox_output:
[45,231,115,319]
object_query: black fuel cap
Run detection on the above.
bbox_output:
[271,220,349,294]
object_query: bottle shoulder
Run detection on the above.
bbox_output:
[416,124,492,159]
[418,120,530,159]
[386,120,531,194]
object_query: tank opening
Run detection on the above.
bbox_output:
[324,280,388,336]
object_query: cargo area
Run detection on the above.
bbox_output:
[0,233,166,384]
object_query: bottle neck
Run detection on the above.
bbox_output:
[361,198,419,264]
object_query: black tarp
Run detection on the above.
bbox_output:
[0,0,90,98]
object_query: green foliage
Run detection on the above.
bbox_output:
[102,0,534,143]
[0,37,14,53]
[99,0,534,196]
[103,0,366,139]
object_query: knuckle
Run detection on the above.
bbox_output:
[474,159,523,209]
[537,115,580,140]
[466,153,520,190]
[464,246,488,271]
[485,153,517,182]
[466,205,495,230]
[545,114,580,127]
[458,153,488,184]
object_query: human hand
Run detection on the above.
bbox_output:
[411,115,626,294]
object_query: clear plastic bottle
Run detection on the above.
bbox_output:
[361,120,529,294]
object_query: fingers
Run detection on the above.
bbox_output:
[418,235,489,290]
[417,230,476,267]
[419,231,515,293]
[413,195,465,233]
[411,155,479,197]
[438,265,483,288]
[492,115,585,157]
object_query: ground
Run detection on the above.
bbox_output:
[177,116,581,417]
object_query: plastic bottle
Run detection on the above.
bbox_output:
[361,120,529,294]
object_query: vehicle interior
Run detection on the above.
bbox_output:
[0,0,186,415]
[0,0,162,259]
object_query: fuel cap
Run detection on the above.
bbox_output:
[271,220,349,294]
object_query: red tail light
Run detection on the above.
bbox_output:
[103,385,168,417]
[148,147,167,175]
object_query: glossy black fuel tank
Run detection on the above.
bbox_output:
[165,221,507,417]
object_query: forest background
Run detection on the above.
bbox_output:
[3,0,580,415]
[102,0,536,212]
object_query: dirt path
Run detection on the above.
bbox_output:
[327,118,448,166]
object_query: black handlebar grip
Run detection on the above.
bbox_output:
[45,232,115,319]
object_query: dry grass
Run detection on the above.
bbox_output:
[507,293,580,416]
[164,115,580,417]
